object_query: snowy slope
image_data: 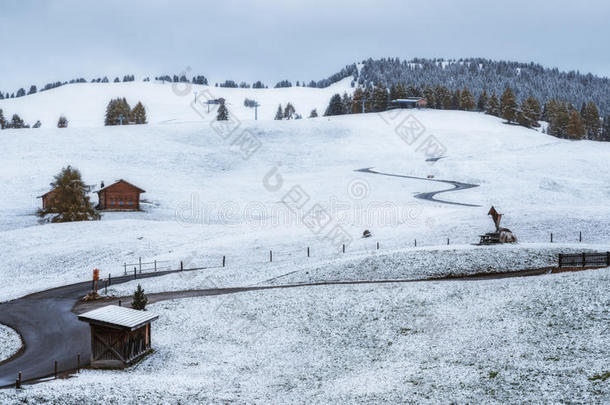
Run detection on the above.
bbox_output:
[0,78,353,128]
[0,82,610,301]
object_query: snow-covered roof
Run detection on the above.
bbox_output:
[96,179,145,194]
[78,305,158,330]
[391,98,424,103]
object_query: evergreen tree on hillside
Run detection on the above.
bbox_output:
[451,89,461,110]
[274,104,284,120]
[566,110,585,139]
[216,102,228,121]
[131,284,148,310]
[324,94,345,116]
[581,102,601,140]
[37,166,100,223]
[309,109,318,118]
[500,88,518,123]
[283,103,296,119]
[548,101,570,137]
[486,92,500,116]
[16,88,25,97]
[423,87,435,109]
[28,85,37,95]
[9,114,25,128]
[341,92,353,113]
[517,96,541,128]
[601,116,610,142]
[131,101,147,124]
[0,109,5,129]
[57,116,68,128]
[104,98,131,126]
[477,90,488,111]
[459,88,476,111]
[371,85,388,112]
[33,120,42,128]
[351,87,365,113]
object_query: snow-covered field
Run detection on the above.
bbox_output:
[2,268,609,404]
[0,324,21,363]
[1,81,610,301]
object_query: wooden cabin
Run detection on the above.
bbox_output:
[96,180,145,211]
[389,97,428,109]
[78,305,158,369]
[38,188,59,210]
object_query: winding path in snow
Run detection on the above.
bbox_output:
[355,167,480,207]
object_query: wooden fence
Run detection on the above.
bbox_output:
[558,252,610,268]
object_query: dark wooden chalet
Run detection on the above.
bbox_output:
[78,305,158,369]
[389,97,428,109]
[96,180,145,211]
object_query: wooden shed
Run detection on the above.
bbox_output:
[78,305,158,369]
[389,97,428,109]
[38,188,59,210]
[96,179,145,211]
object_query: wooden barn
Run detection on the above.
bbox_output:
[96,179,145,211]
[38,188,59,210]
[78,305,158,369]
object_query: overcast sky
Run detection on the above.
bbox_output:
[1,0,609,91]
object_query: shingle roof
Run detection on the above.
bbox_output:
[96,179,145,193]
[78,305,158,330]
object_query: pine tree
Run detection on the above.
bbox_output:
[131,284,148,310]
[371,85,388,112]
[451,89,461,110]
[131,101,147,124]
[581,102,601,140]
[548,102,570,138]
[37,166,100,223]
[104,98,131,126]
[28,85,37,95]
[10,114,25,128]
[351,87,365,113]
[309,109,318,118]
[33,120,42,128]
[517,96,541,128]
[500,88,518,123]
[274,104,284,120]
[601,116,610,142]
[283,103,296,119]
[16,88,25,97]
[477,90,488,111]
[216,102,229,121]
[459,88,476,111]
[324,94,345,116]
[566,110,585,139]
[341,93,353,114]
[423,87,435,109]
[0,109,5,129]
[486,92,500,116]
[57,116,68,128]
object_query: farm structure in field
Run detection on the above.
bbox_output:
[78,305,158,369]
[389,97,428,109]
[96,179,145,211]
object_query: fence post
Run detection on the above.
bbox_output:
[154,260,157,272]
[270,250,273,262]
[579,231,582,242]
[139,257,142,273]
[124,263,127,276]
[222,256,226,267]
[180,261,184,271]
[447,238,450,245]
[118,299,122,307]
[307,247,310,257]
[77,354,80,373]
[54,360,57,379]
[376,241,379,250]
[342,244,345,253]
[550,233,553,243]
[558,254,562,268]
[414,239,417,247]
[108,274,111,286]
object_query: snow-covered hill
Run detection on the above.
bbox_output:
[0,78,353,128]
[1,81,610,300]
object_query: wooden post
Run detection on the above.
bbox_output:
[77,354,80,373]
[139,257,142,273]
[124,263,127,276]
[414,239,417,247]
[134,268,137,280]
[222,256,226,267]
[108,274,111,286]
[447,238,450,245]
[376,241,379,250]
[342,244,345,253]
[270,250,273,262]
[154,260,157,271]
[307,247,310,257]
[118,299,122,307]
[579,231,582,242]
[550,233,553,243]
[16,372,21,389]
[54,360,57,379]
[180,261,184,271]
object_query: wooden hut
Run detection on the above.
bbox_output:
[96,179,145,211]
[78,305,158,368]
[389,97,428,109]
[38,188,59,210]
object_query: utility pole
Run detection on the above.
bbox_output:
[254,102,260,120]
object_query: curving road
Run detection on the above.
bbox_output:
[0,269,183,388]
[355,167,480,207]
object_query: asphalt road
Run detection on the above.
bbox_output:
[355,167,480,207]
[0,269,179,388]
